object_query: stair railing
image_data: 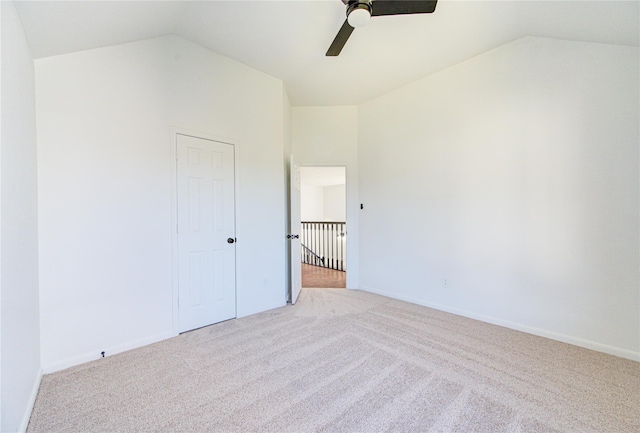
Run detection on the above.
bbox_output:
[301,244,325,267]
[301,221,346,271]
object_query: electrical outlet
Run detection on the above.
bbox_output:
[442,278,449,288]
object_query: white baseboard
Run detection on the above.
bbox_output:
[42,331,177,374]
[43,302,291,374]
[18,368,43,433]
[359,285,640,362]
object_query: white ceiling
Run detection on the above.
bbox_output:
[13,0,640,106]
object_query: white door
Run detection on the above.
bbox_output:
[289,155,302,304]
[177,134,236,332]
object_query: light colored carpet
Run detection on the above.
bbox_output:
[28,288,640,432]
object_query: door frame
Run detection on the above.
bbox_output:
[170,127,241,335]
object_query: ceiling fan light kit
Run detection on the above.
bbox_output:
[347,2,373,28]
[327,0,438,57]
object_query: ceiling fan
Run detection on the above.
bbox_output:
[326,0,438,56]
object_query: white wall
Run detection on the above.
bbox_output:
[292,106,358,288]
[36,36,287,372]
[166,37,287,319]
[301,184,324,221]
[358,37,639,360]
[0,2,42,431]
[323,184,346,222]
[301,184,346,222]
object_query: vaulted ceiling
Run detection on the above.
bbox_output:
[13,0,639,106]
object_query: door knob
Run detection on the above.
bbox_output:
[227,238,235,244]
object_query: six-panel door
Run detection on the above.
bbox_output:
[177,134,236,332]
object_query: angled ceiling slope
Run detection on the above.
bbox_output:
[13,1,640,106]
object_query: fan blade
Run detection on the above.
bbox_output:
[326,20,355,56]
[371,0,437,17]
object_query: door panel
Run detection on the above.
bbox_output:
[177,134,236,332]
[290,155,302,304]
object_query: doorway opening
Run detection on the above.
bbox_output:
[300,166,346,289]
